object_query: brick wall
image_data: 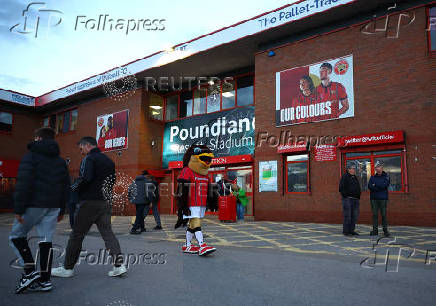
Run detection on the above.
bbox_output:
[254,7,436,226]
[50,89,165,215]
[0,108,40,161]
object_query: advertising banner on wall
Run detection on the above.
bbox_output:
[259,161,278,192]
[276,54,354,127]
[162,106,254,168]
[96,110,129,152]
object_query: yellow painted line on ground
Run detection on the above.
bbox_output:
[206,219,337,256]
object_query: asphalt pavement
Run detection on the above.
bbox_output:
[0,214,435,306]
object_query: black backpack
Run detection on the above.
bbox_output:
[145,180,159,203]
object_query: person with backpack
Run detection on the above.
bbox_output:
[128,170,161,234]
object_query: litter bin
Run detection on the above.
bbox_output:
[218,195,236,222]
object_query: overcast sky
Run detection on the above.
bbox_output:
[0,0,298,96]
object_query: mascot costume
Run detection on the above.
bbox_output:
[174,143,218,256]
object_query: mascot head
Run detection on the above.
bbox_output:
[183,143,214,175]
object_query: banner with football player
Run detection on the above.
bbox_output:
[96,109,129,152]
[275,55,354,127]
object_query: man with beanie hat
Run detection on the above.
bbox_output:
[368,161,391,236]
[9,127,70,293]
[339,163,361,236]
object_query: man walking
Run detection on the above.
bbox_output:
[9,127,70,293]
[143,173,162,231]
[368,162,391,237]
[339,163,361,236]
[52,137,126,278]
[129,170,162,234]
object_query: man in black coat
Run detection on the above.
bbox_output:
[9,127,70,293]
[128,170,162,234]
[339,163,361,236]
[52,137,126,278]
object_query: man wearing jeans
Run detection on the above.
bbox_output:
[128,171,162,234]
[339,164,361,236]
[9,127,70,293]
[52,137,126,278]
[143,174,162,230]
[368,161,391,237]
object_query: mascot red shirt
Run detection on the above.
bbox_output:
[174,144,218,256]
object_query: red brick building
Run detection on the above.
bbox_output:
[1,0,435,225]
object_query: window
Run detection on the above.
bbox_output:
[163,73,254,121]
[345,149,404,192]
[193,88,206,115]
[345,158,371,192]
[373,155,402,191]
[43,117,49,127]
[62,112,70,133]
[180,91,193,118]
[165,95,178,121]
[70,110,78,130]
[428,6,436,53]
[222,79,235,109]
[56,113,64,134]
[236,75,254,106]
[0,112,13,132]
[149,94,164,120]
[56,109,78,134]
[207,84,221,113]
[286,154,309,193]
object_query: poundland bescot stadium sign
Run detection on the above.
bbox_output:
[162,106,254,168]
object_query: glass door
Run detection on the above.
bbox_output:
[226,165,254,216]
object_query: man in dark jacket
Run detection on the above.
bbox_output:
[143,173,162,230]
[128,170,162,234]
[339,163,361,236]
[52,137,126,278]
[368,161,391,237]
[9,127,70,293]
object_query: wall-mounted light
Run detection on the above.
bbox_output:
[268,50,276,57]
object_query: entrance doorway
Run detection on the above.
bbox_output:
[209,165,254,216]
[170,164,254,216]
